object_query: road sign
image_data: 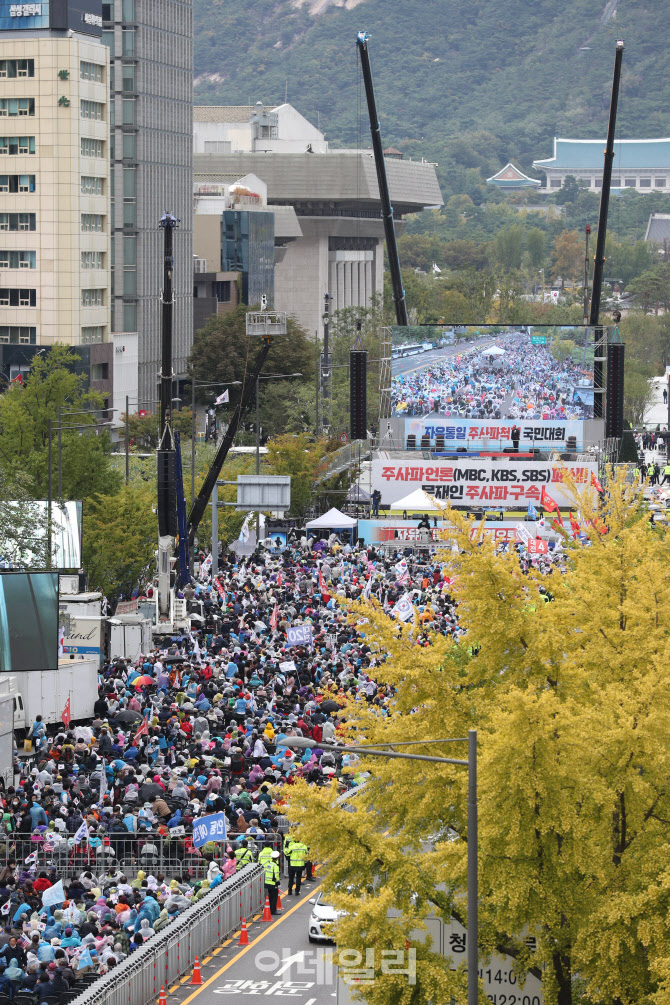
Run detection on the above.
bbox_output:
[531,336,546,346]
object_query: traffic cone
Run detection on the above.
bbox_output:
[262,895,272,922]
[276,891,283,913]
[158,987,167,1005]
[190,957,202,985]
[238,918,249,946]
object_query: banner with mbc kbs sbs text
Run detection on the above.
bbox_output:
[368,459,598,509]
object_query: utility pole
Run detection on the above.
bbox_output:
[321,293,331,435]
[47,419,52,570]
[211,482,218,579]
[57,404,62,502]
[583,224,591,324]
[125,395,130,485]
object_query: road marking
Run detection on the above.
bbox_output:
[178,884,322,1005]
[202,956,212,963]
[273,951,305,976]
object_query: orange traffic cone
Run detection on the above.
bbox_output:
[159,987,167,1005]
[262,895,272,922]
[190,957,202,986]
[238,918,249,946]
[276,891,283,913]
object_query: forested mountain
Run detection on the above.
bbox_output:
[193,0,670,197]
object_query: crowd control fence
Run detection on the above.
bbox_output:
[70,864,264,1005]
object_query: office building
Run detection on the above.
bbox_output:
[101,0,192,409]
[194,103,443,338]
[534,137,670,193]
[0,1,110,350]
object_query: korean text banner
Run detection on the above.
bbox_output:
[404,417,584,451]
[286,624,313,649]
[368,459,597,509]
[192,812,227,849]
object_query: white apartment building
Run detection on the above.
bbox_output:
[0,13,110,349]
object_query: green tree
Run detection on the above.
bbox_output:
[265,433,326,516]
[552,230,583,288]
[122,408,195,452]
[550,338,577,365]
[494,224,524,271]
[82,480,157,600]
[526,227,546,270]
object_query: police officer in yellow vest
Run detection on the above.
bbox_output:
[287,836,309,896]
[264,849,281,915]
[235,838,254,872]
[258,844,273,870]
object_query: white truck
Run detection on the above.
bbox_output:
[0,677,14,787]
[1,658,99,737]
[107,614,153,663]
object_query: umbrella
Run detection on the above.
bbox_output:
[139,782,164,802]
[319,700,342,713]
[133,675,154,687]
[114,709,143,723]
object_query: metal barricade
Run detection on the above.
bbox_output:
[69,864,264,1005]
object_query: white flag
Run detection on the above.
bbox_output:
[42,879,65,908]
[214,389,229,405]
[363,576,373,599]
[74,820,89,844]
[391,593,415,623]
[99,770,107,801]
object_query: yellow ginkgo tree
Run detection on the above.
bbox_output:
[286,469,670,1005]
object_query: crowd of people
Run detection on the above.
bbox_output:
[0,532,490,997]
[392,331,593,420]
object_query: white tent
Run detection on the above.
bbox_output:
[389,489,444,514]
[306,507,358,530]
[481,345,506,356]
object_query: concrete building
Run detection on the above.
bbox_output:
[194,102,328,156]
[194,104,442,338]
[534,137,670,193]
[101,0,192,412]
[644,213,670,249]
[0,2,110,350]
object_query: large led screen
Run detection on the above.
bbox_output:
[391,325,594,421]
[0,571,58,672]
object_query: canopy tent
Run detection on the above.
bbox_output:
[346,484,371,503]
[389,489,445,514]
[480,345,506,356]
[306,507,358,530]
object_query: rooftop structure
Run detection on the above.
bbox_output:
[533,137,670,193]
[486,162,541,190]
[644,213,670,246]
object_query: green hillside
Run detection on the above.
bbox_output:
[193,0,670,196]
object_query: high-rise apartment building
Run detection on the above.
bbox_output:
[0,2,110,348]
[102,0,192,408]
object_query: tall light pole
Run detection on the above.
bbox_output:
[278,732,478,1005]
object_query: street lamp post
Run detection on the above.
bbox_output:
[278,732,479,1005]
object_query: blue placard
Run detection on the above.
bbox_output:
[286,624,313,649]
[192,812,227,849]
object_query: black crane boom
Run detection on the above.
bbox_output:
[356,31,408,328]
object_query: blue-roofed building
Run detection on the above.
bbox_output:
[486,163,541,190]
[533,137,670,193]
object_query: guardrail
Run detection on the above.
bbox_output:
[0,831,282,881]
[71,864,264,1005]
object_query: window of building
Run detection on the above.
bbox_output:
[0,60,34,78]
[81,288,105,306]
[81,325,105,344]
[123,302,136,331]
[121,29,135,57]
[640,178,652,187]
[122,98,135,125]
[101,2,111,20]
[214,280,231,303]
[0,325,35,343]
[81,137,104,158]
[550,178,562,188]
[101,29,114,57]
[81,100,104,121]
[80,61,104,82]
[0,137,35,155]
[595,178,603,188]
[655,178,667,188]
[81,176,104,195]
[122,0,135,20]
[0,251,35,268]
[123,236,136,264]
[0,99,35,117]
[81,251,105,269]
[123,267,136,294]
[122,132,136,160]
[0,174,35,193]
[0,213,35,231]
[624,177,636,187]
[0,288,36,306]
[121,64,135,92]
[204,141,232,154]
[91,362,109,380]
[81,213,105,232]
[611,177,621,187]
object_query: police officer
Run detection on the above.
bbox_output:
[264,850,281,915]
[235,838,254,872]
[287,836,309,896]
[258,843,274,872]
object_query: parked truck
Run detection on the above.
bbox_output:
[1,658,98,736]
[0,677,14,787]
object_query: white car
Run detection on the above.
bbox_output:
[308,892,345,943]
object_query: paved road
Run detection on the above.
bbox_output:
[392,339,500,379]
[167,880,344,1005]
